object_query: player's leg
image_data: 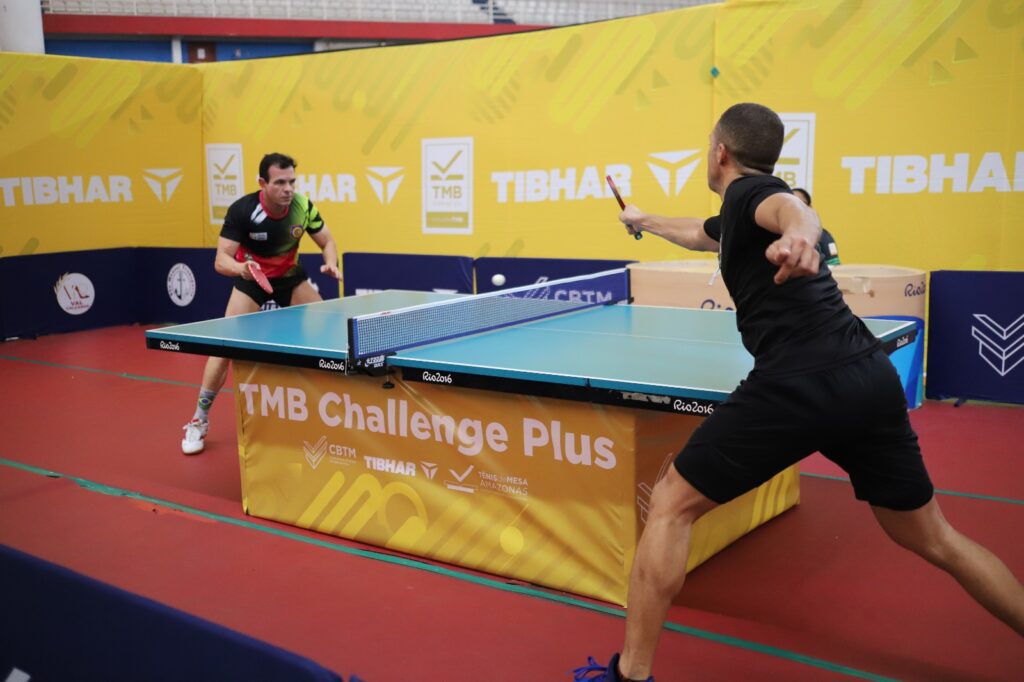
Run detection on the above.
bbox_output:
[182,287,261,454]
[872,498,1024,636]
[822,348,1023,637]
[588,374,816,681]
[617,468,717,680]
[289,279,323,305]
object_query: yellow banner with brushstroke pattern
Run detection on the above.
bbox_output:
[715,0,1023,271]
[0,53,204,256]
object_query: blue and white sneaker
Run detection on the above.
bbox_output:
[573,654,653,681]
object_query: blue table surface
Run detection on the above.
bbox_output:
[146,291,914,400]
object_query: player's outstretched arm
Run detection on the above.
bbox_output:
[618,205,720,252]
[214,237,250,279]
[310,226,340,279]
[756,193,821,284]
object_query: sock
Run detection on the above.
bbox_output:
[192,388,217,422]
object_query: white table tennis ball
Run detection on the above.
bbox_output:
[491,274,506,287]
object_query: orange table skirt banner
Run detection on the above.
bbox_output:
[234,361,799,605]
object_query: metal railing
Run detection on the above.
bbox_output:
[41,0,714,26]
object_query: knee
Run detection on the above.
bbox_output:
[648,472,714,526]
[883,518,959,568]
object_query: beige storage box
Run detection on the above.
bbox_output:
[628,261,926,320]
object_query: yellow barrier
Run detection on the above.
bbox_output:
[2,2,1020,271]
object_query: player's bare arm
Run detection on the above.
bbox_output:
[214,237,252,280]
[618,205,720,252]
[310,227,340,279]
[756,192,821,284]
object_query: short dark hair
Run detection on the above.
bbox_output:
[791,187,811,205]
[259,153,296,181]
[715,103,784,174]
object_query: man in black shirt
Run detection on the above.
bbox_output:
[181,152,340,455]
[577,104,1023,682]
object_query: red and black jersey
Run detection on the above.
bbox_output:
[220,191,324,278]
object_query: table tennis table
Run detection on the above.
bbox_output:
[145,270,920,605]
[145,280,917,414]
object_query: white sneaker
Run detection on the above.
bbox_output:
[182,419,209,455]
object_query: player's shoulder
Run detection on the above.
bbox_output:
[227,191,261,215]
[291,191,312,209]
[728,174,790,216]
[735,173,789,196]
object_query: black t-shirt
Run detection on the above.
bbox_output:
[220,191,324,278]
[703,175,877,376]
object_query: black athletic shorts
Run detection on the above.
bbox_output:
[675,348,934,511]
[233,265,309,308]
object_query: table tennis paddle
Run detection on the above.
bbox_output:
[246,258,273,294]
[606,175,642,240]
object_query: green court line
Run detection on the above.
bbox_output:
[3,352,1019,511]
[800,472,1024,507]
[0,354,228,392]
[0,457,895,681]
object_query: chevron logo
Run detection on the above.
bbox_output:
[143,168,184,202]
[366,166,404,204]
[302,436,328,469]
[646,150,701,196]
[971,313,1024,377]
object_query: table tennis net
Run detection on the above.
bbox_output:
[348,268,630,360]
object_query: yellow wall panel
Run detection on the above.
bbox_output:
[0,54,204,255]
[2,1,1020,272]
[716,0,1024,272]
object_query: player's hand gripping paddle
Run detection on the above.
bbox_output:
[245,256,273,294]
[606,175,642,240]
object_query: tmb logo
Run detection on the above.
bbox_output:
[971,313,1024,377]
[774,113,816,192]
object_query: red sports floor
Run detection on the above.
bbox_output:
[1,325,1022,680]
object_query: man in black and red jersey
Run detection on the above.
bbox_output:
[181,152,340,455]
[573,104,1023,682]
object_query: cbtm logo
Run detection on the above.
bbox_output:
[303,436,328,469]
[54,273,95,315]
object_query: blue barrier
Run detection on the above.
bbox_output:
[341,252,473,296]
[0,248,141,338]
[0,248,344,338]
[136,247,234,324]
[0,544,346,682]
[475,257,635,294]
[926,270,1024,404]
